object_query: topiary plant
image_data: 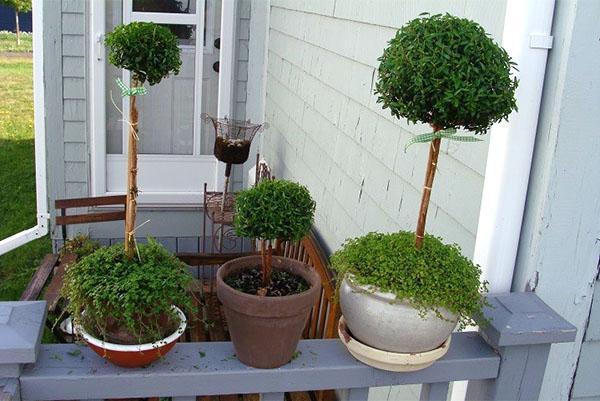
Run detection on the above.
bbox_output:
[375,13,518,247]
[234,179,315,287]
[62,238,192,344]
[331,232,488,329]
[105,22,181,259]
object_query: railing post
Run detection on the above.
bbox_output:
[466,293,577,401]
[0,301,46,401]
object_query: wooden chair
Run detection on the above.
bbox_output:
[20,195,127,340]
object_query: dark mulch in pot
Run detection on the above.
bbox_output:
[225,267,309,297]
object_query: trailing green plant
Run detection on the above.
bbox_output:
[62,238,192,344]
[331,232,488,329]
[375,13,518,248]
[234,179,315,288]
[105,22,181,259]
[59,234,100,260]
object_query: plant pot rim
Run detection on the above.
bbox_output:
[75,305,187,352]
[217,255,320,302]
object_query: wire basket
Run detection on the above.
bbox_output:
[202,114,266,165]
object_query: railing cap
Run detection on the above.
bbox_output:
[0,301,46,364]
[479,293,577,347]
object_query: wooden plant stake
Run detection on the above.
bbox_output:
[124,79,139,259]
[415,126,442,249]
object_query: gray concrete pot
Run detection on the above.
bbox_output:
[339,276,457,353]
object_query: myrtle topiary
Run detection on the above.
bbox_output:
[105,21,182,86]
[331,231,488,329]
[234,179,315,286]
[376,13,518,134]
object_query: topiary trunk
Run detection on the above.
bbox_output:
[260,240,273,288]
[124,79,140,259]
[415,126,442,249]
[15,11,20,46]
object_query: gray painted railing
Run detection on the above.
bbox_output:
[0,293,576,401]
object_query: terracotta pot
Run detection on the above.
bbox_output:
[76,306,186,368]
[217,255,321,368]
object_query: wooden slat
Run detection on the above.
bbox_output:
[55,211,126,226]
[317,300,329,339]
[20,254,60,301]
[43,253,77,313]
[177,252,256,266]
[55,195,126,209]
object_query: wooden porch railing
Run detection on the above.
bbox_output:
[0,293,576,401]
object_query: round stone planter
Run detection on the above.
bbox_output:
[339,277,457,353]
[216,255,321,368]
[75,306,187,368]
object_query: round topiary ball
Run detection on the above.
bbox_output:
[234,179,316,242]
[105,22,181,85]
[376,14,518,134]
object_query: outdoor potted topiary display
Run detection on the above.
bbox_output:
[331,14,518,371]
[62,239,192,368]
[104,22,181,260]
[216,179,321,368]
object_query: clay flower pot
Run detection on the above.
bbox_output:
[76,306,187,368]
[217,255,321,368]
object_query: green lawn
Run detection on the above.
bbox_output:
[0,31,33,53]
[0,56,51,301]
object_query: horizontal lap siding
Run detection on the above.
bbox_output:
[262,1,506,256]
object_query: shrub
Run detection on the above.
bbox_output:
[234,179,315,242]
[234,179,315,287]
[62,239,192,344]
[375,13,518,134]
[59,234,100,260]
[105,22,181,85]
[331,232,488,329]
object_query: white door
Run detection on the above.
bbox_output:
[90,0,233,206]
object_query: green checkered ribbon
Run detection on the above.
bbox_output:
[404,128,482,151]
[116,78,147,97]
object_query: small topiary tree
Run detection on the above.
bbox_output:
[105,22,181,259]
[234,179,316,287]
[375,13,518,248]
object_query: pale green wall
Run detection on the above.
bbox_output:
[262,0,507,257]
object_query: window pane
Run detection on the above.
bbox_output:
[163,24,196,47]
[106,0,123,154]
[132,0,196,14]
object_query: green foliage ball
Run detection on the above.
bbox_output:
[375,14,518,134]
[105,22,181,85]
[62,239,192,344]
[234,179,316,242]
[330,231,488,328]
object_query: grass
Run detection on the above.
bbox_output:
[0,56,51,301]
[0,31,33,53]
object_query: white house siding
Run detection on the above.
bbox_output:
[261,0,506,257]
[44,0,251,248]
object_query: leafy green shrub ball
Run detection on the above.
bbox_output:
[376,14,518,134]
[331,231,488,328]
[105,22,181,85]
[234,179,316,242]
[62,239,192,344]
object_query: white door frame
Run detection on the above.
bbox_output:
[89,0,233,207]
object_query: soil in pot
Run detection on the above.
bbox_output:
[217,255,321,369]
[213,136,251,164]
[224,267,308,296]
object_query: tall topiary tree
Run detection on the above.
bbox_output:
[234,180,316,288]
[105,22,181,259]
[0,0,31,45]
[375,13,518,248]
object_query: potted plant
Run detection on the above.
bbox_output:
[62,239,192,368]
[216,179,321,368]
[104,22,181,260]
[331,14,518,371]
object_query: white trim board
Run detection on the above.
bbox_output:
[0,0,49,255]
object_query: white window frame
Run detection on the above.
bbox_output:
[89,0,235,207]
